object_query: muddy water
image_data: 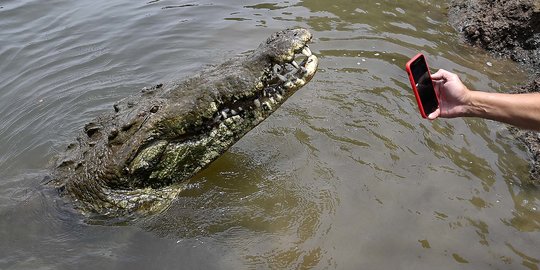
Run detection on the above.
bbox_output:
[0,0,538,269]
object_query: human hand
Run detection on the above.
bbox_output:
[428,69,472,120]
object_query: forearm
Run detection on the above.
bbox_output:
[465,91,540,131]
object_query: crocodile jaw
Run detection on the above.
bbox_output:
[129,41,319,186]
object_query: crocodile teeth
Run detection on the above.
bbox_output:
[284,81,293,89]
[277,73,288,82]
[221,111,228,119]
[275,93,283,101]
[230,109,237,116]
[269,97,276,104]
[273,64,282,74]
[291,61,300,69]
[302,46,312,57]
[263,102,272,111]
[254,99,261,108]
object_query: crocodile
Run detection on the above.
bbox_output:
[50,28,318,221]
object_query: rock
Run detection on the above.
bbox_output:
[448,0,540,183]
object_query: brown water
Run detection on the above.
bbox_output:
[1,0,539,269]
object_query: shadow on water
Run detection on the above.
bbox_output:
[141,137,339,268]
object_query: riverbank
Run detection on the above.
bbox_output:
[448,0,540,182]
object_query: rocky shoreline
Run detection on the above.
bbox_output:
[447,0,540,182]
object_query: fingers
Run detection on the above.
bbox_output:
[432,69,462,83]
[430,69,449,81]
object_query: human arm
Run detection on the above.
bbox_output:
[428,69,540,131]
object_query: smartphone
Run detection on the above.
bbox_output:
[405,53,439,118]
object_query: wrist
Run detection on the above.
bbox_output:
[463,90,489,117]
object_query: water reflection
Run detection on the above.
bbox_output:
[505,184,540,232]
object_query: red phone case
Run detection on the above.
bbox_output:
[405,53,437,119]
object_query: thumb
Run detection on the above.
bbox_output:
[431,69,448,81]
[427,108,440,120]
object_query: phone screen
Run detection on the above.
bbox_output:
[410,55,438,115]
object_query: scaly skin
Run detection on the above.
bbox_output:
[51,28,319,221]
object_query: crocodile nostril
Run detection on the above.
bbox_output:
[84,122,101,138]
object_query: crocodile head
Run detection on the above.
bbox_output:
[53,28,318,221]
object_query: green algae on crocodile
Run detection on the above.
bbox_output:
[50,28,319,221]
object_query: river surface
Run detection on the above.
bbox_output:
[1,0,539,269]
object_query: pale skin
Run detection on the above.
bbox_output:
[427,69,540,131]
